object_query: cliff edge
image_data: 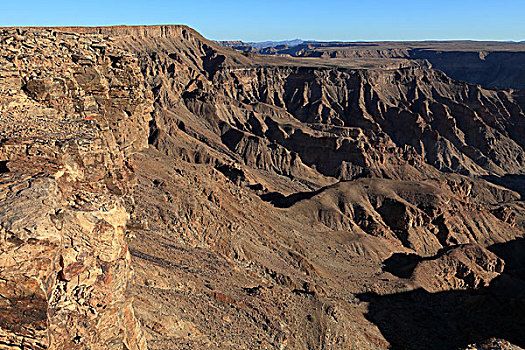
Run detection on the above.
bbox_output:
[0,28,151,349]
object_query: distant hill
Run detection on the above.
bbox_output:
[247,39,305,49]
[216,39,308,51]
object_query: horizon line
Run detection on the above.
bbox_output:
[1,24,523,43]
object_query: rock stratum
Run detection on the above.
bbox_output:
[0,25,524,349]
[217,40,525,90]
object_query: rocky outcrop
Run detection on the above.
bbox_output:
[285,178,521,256]
[410,244,504,292]
[462,338,525,350]
[0,28,151,349]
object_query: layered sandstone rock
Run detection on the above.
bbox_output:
[0,28,151,349]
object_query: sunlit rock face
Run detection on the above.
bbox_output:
[0,28,151,349]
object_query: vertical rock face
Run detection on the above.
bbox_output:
[0,28,151,349]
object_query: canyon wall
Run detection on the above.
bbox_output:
[0,25,524,349]
[220,40,525,90]
[104,26,525,349]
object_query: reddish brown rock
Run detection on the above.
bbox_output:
[0,28,151,349]
[1,25,524,350]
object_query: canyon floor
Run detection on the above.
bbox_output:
[0,25,524,350]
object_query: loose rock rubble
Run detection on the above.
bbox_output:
[0,28,151,349]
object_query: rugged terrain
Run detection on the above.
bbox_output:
[218,40,525,90]
[0,28,151,349]
[0,25,524,349]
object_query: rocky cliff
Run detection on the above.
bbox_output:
[218,40,525,90]
[0,28,151,349]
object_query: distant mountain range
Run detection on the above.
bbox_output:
[216,39,310,51]
[247,39,305,49]
[218,39,525,52]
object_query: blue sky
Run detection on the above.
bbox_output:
[1,0,524,42]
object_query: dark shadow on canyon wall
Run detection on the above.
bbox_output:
[258,184,332,208]
[482,174,525,199]
[259,189,324,208]
[360,238,525,350]
[382,253,423,279]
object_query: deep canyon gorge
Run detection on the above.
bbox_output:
[0,25,524,349]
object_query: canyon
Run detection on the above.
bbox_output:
[218,40,525,90]
[0,25,524,349]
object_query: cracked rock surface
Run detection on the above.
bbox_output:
[0,27,151,349]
